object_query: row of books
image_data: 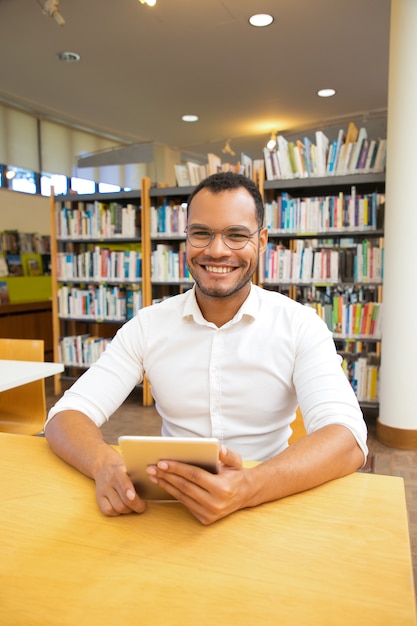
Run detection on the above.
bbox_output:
[56,247,142,282]
[264,122,386,181]
[343,355,379,402]
[261,239,383,284]
[174,153,264,187]
[151,243,192,282]
[264,189,384,233]
[0,252,50,277]
[294,283,381,306]
[58,334,112,367]
[307,300,382,338]
[0,230,50,254]
[57,285,142,321]
[56,202,139,240]
[150,203,187,236]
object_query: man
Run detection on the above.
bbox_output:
[45,172,367,525]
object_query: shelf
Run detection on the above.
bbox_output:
[266,229,384,239]
[263,172,385,192]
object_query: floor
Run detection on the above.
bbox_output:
[46,379,417,598]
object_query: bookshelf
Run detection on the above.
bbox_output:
[260,173,385,408]
[50,172,385,408]
[50,187,145,396]
[148,185,194,304]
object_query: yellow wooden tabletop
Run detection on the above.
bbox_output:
[0,432,416,626]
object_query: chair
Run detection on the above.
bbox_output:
[0,338,46,435]
[288,407,307,444]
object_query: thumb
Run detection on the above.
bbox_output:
[219,445,243,469]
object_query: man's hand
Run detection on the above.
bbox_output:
[93,449,147,517]
[45,410,147,518]
[146,446,251,524]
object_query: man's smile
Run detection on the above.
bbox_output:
[204,265,235,274]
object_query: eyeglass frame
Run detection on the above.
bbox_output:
[184,225,262,250]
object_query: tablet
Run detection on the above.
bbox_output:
[118,435,220,501]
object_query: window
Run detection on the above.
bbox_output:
[70,176,97,194]
[98,182,121,193]
[40,173,69,196]
[6,167,37,194]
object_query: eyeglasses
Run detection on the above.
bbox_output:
[185,225,261,250]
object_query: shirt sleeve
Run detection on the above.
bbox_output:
[292,305,368,462]
[45,316,145,428]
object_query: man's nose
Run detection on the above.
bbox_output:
[205,232,231,253]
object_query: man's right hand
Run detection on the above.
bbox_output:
[45,410,147,517]
[93,450,147,516]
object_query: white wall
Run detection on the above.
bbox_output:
[0,188,50,234]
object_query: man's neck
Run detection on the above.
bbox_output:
[195,284,251,327]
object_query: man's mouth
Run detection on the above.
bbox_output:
[204,265,234,274]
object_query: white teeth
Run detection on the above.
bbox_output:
[205,266,233,274]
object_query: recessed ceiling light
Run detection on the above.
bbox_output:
[57,51,81,63]
[249,14,274,27]
[317,88,336,98]
[182,115,199,123]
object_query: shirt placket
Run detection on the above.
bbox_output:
[209,329,225,443]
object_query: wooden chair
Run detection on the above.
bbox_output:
[289,407,307,444]
[0,338,46,435]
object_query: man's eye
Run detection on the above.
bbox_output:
[192,230,211,238]
[226,232,248,241]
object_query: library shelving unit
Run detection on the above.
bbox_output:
[148,184,195,304]
[50,173,385,409]
[259,172,385,408]
[50,181,152,400]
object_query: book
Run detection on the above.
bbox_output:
[277,135,293,179]
[331,129,345,175]
[207,153,222,175]
[373,139,387,172]
[240,153,253,179]
[364,140,377,172]
[0,280,10,304]
[315,130,329,177]
[349,127,368,173]
[0,255,8,277]
[27,257,43,277]
[356,139,370,172]
[6,253,24,276]
[174,164,191,187]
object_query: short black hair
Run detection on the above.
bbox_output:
[186,172,264,228]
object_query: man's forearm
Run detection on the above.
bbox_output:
[45,411,120,480]
[244,424,365,508]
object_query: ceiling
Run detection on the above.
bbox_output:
[0,0,391,164]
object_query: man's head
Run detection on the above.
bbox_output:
[185,172,268,304]
[187,172,265,229]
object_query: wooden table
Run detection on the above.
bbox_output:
[0,433,415,626]
[0,359,64,392]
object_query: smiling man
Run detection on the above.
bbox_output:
[45,172,367,524]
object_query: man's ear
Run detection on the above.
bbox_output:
[259,227,268,256]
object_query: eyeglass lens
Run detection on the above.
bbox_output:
[186,226,258,249]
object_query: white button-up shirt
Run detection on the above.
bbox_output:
[47,285,368,462]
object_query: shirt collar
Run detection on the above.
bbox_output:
[183,284,259,326]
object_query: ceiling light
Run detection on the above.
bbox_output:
[139,0,157,5]
[318,88,336,98]
[249,14,274,27]
[5,169,16,180]
[57,51,81,63]
[182,115,199,123]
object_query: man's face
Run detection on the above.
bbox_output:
[186,187,267,299]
